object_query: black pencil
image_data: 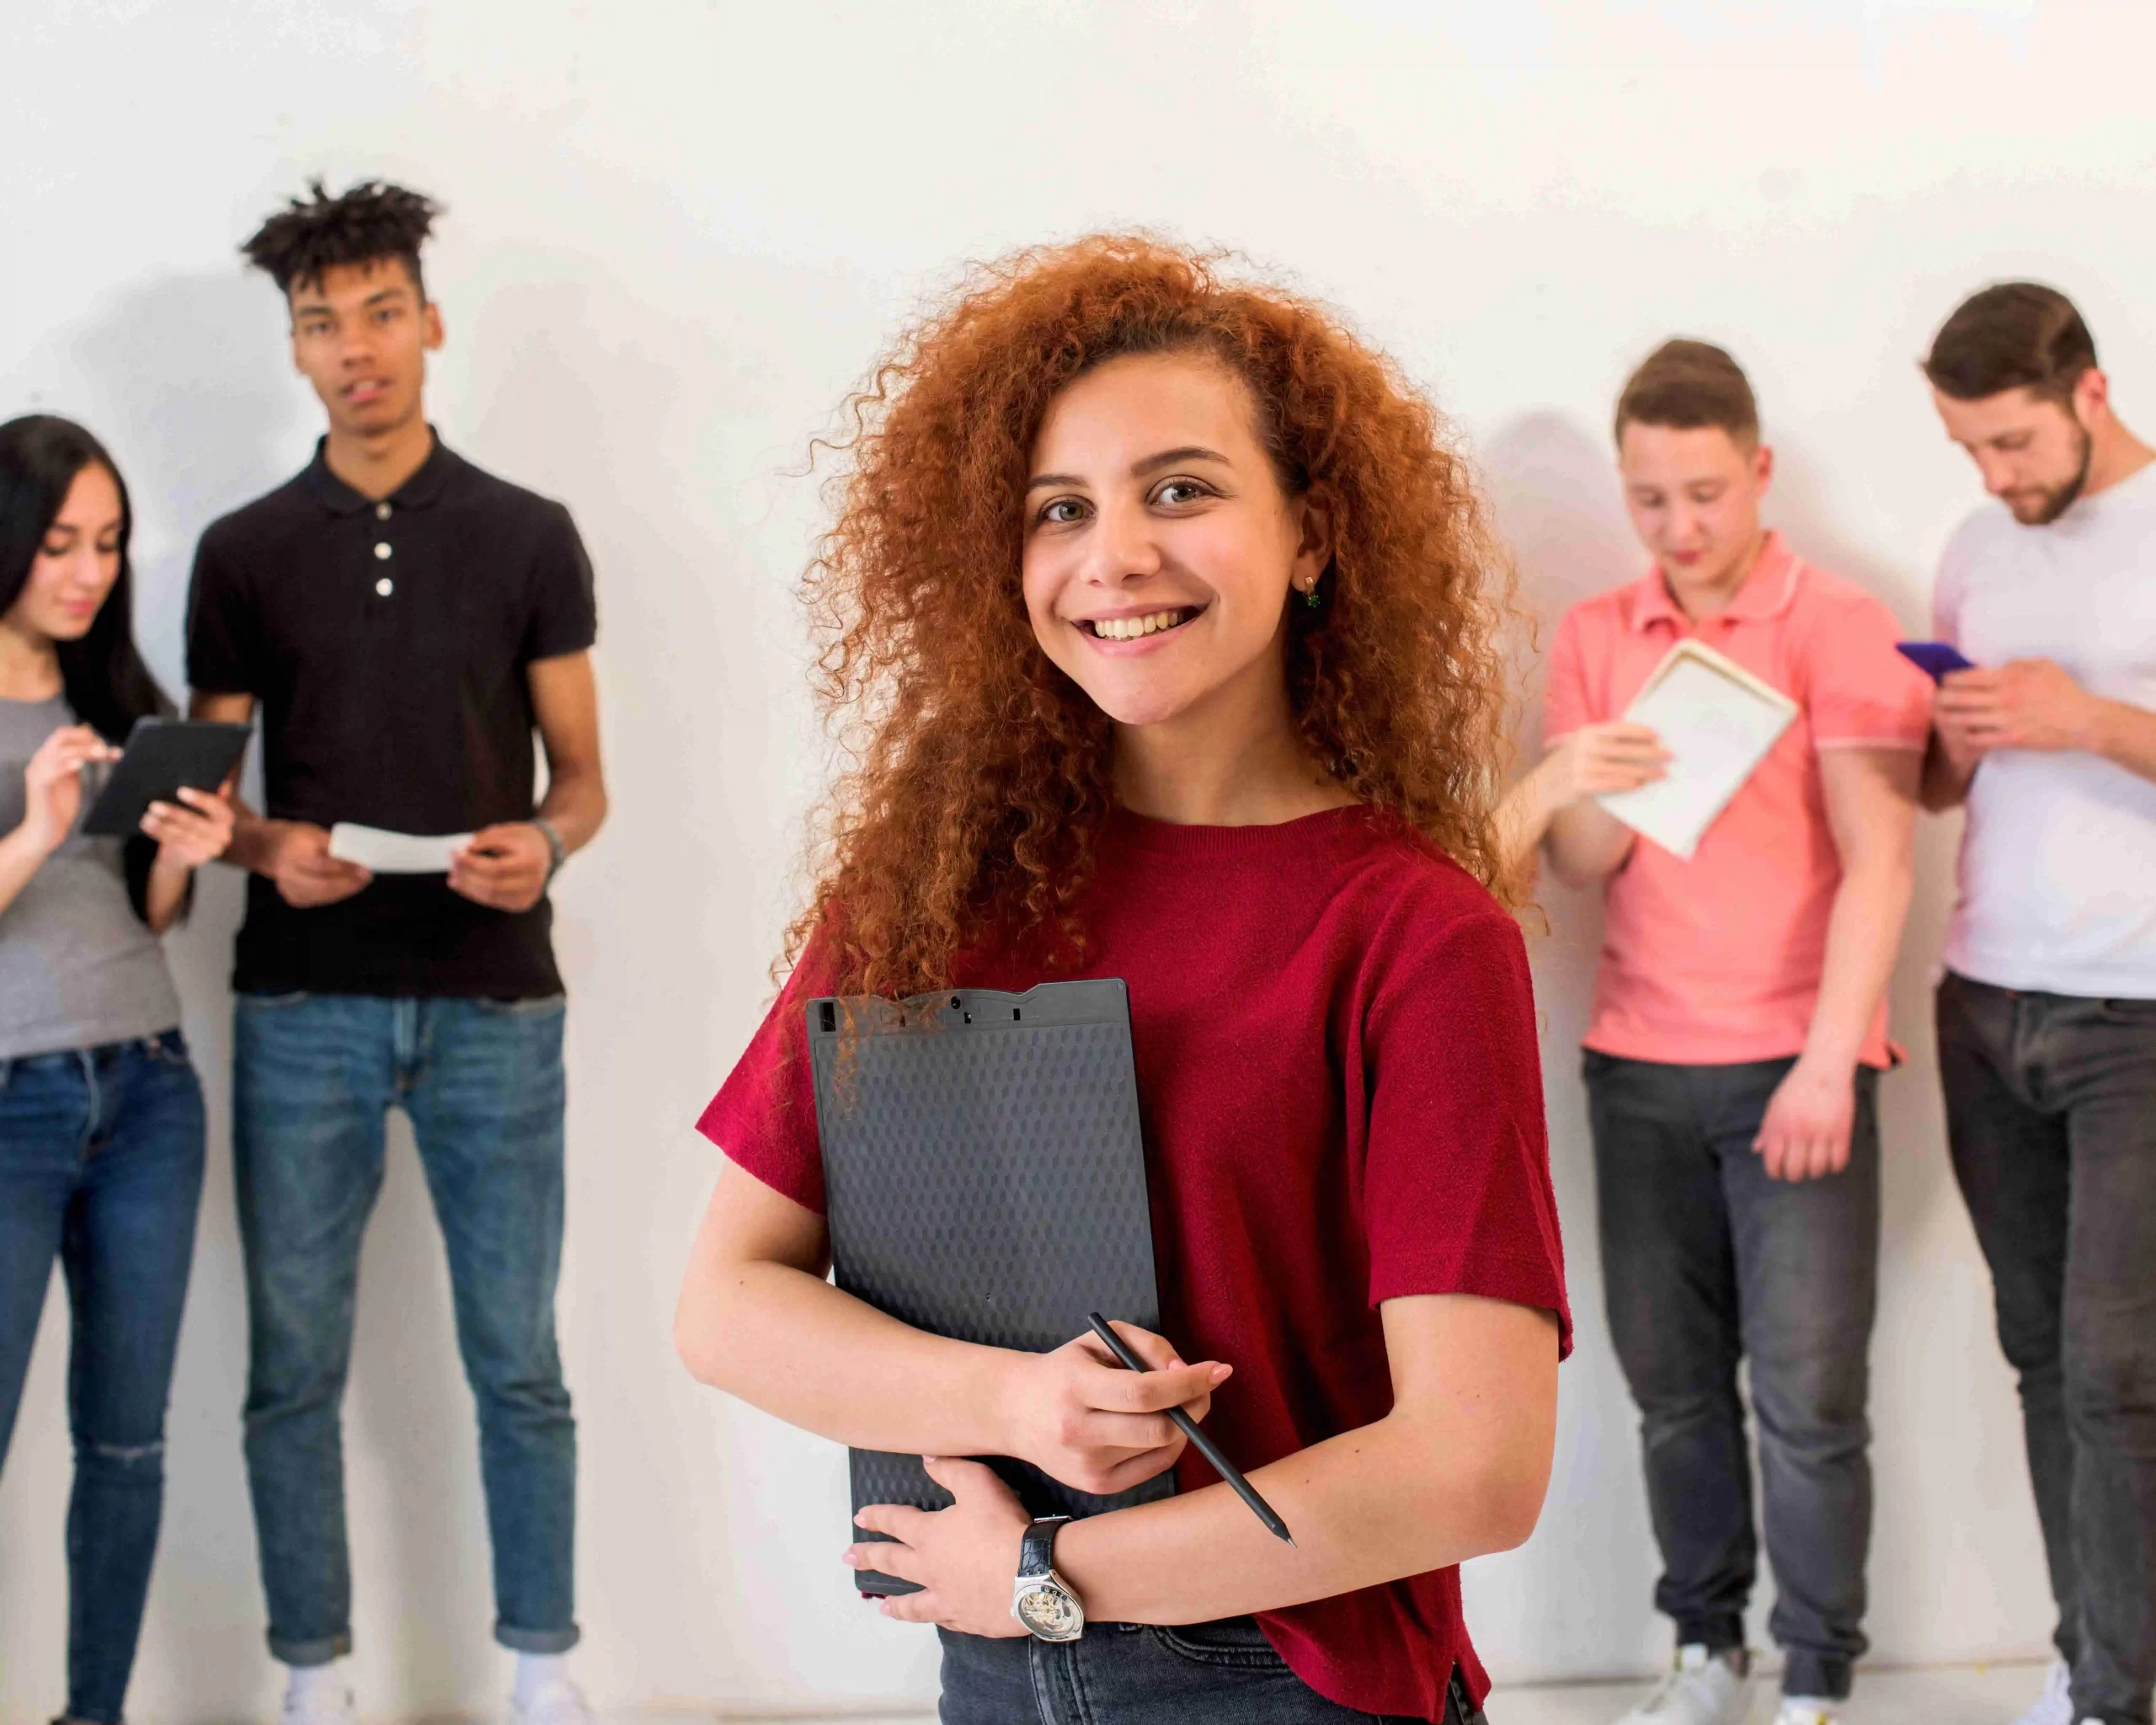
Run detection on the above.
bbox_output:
[1086,1311,1296,1547]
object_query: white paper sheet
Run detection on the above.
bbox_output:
[1594,639,1798,860]
[327,822,473,873]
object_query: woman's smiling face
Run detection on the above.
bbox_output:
[1020,351,1328,730]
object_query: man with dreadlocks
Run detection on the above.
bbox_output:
[185,180,607,1725]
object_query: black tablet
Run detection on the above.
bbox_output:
[80,718,251,839]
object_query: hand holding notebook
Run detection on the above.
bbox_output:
[1595,638,1799,859]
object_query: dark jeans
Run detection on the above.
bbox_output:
[937,1617,1477,1723]
[0,1033,205,1725]
[1585,1051,1879,1702]
[1936,973,2156,1725]
[232,991,578,1664]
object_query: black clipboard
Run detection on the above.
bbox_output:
[806,976,1171,1595]
[80,718,250,839]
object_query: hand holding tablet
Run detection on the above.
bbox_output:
[80,718,251,838]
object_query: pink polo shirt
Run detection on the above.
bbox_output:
[1542,533,1931,1067]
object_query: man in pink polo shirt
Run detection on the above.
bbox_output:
[1500,340,1931,1725]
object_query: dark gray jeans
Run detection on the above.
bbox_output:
[1585,1051,1879,1701]
[1937,974,2156,1725]
[937,1617,1477,1723]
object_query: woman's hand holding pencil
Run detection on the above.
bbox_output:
[1086,1313,1296,1546]
[998,1320,1230,1498]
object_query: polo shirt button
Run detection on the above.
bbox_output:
[375,502,391,521]
[376,577,393,597]
[374,542,392,560]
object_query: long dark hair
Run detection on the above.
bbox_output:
[0,414,173,741]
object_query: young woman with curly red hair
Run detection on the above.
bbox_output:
[676,237,1570,1724]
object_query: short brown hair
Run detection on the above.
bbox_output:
[1922,282,2096,403]
[1614,339,1758,446]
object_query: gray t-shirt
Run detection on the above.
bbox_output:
[0,695,184,1060]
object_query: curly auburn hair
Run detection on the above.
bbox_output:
[794,234,1514,999]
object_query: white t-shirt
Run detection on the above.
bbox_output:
[1935,459,2156,997]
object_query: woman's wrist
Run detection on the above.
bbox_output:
[984,1345,1042,1463]
[147,842,195,881]
[3,816,61,862]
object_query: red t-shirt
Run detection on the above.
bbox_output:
[696,805,1571,1719]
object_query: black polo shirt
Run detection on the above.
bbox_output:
[186,435,597,998]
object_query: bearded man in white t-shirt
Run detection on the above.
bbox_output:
[1921,281,2156,1725]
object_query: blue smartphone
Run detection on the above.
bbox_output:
[1897,640,1976,682]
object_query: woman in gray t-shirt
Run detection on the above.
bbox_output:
[0,416,233,1725]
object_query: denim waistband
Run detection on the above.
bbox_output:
[0,1027,186,1076]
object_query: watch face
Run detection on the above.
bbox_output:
[1014,1580,1086,1641]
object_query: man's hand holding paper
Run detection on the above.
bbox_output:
[449,822,554,913]
[269,822,373,908]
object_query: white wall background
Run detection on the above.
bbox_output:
[3,1,2148,1717]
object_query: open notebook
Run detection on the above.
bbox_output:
[1596,638,1799,860]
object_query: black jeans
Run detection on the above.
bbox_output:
[1936,974,2156,1725]
[937,1617,1479,1723]
[1585,1052,1880,1702]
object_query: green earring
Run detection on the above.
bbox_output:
[1302,584,1321,609]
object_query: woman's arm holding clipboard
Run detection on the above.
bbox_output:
[856,1295,1559,1637]
[675,1160,1225,1497]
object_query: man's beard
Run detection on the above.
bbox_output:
[2015,421,2094,525]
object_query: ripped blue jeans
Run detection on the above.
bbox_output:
[0,1032,205,1725]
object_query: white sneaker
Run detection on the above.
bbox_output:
[2011,1658,2075,1725]
[510,1673,595,1725]
[1615,1644,1756,1725]
[1774,1698,1838,1725]
[280,1661,356,1725]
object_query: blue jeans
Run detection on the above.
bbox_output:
[1585,1052,1880,1701]
[937,1618,1476,1723]
[1938,975,2156,1725]
[0,1033,205,1725]
[232,992,577,1664]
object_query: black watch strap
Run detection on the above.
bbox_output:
[1019,1515,1070,1579]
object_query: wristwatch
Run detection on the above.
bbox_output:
[1010,1516,1086,1641]
[530,817,568,885]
